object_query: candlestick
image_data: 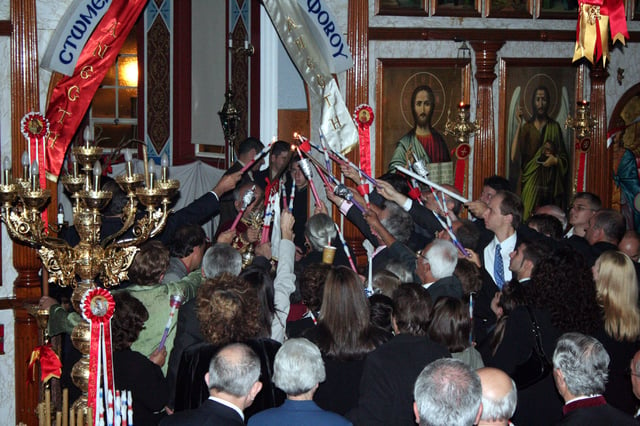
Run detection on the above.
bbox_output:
[62,388,68,426]
[70,153,78,179]
[93,160,102,192]
[2,156,10,185]
[148,161,155,190]
[22,150,30,180]
[142,144,149,188]
[123,151,133,179]
[334,223,358,273]
[31,160,39,191]
[228,33,233,88]
[161,153,169,182]
[83,126,93,149]
[127,390,133,426]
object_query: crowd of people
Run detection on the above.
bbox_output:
[39,136,640,425]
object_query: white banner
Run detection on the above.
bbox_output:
[41,0,112,75]
[295,0,352,74]
[262,0,357,153]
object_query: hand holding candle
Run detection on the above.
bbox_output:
[230,185,255,231]
[158,293,183,351]
[240,142,272,173]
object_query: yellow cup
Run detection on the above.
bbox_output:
[322,245,336,264]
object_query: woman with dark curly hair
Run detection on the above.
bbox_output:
[485,246,602,426]
[112,292,169,425]
[173,274,284,418]
[303,266,386,415]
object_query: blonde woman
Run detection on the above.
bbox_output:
[593,250,640,415]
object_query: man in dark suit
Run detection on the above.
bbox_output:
[553,332,636,425]
[347,284,450,425]
[416,239,463,302]
[161,343,263,426]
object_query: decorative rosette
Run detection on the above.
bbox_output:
[575,138,592,192]
[354,105,374,178]
[81,288,116,413]
[21,112,50,140]
[453,143,472,193]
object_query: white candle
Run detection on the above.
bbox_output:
[395,166,469,203]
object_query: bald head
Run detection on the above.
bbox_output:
[619,230,640,263]
[477,367,517,425]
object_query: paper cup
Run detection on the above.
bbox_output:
[322,245,336,264]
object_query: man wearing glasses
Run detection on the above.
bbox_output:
[565,192,601,238]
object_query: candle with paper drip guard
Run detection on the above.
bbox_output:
[230,185,255,231]
[159,294,183,350]
[160,153,169,182]
[2,156,11,185]
[322,236,336,265]
[295,155,322,206]
[333,183,365,213]
[30,160,39,191]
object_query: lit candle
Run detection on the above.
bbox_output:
[93,160,102,192]
[148,161,155,190]
[124,150,133,179]
[31,160,39,191]
[21,151,29,180]
[161,153,169,182]
[459,100,465,108]
[83,125,93,148]
[2,156,11,185]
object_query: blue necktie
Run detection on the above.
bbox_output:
[494,244,505,289]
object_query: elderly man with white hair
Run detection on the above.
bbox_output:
[416,239,463,301]
[413,358,483,426]
[248,338,351,426]
[553,332,636,425]
[477,367,517,426]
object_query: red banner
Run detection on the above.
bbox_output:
[45,0,147,179]
[354,105,374,178]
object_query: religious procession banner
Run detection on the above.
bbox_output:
[44,0,147,179]
[262,0,359,154]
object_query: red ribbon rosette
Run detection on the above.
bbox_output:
[81,288,116,414]
[454,143,472,193]
[354,105,374,179]
[27,343,62,384]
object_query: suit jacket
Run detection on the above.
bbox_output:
[248,399,352,426]
[173,338,285,418]
[425,275,463,302]
[160,399,244,426]
[558,396,637,425]
[347,334,450,426]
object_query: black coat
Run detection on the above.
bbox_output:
[173,338,285,420]
[558,397,637,425]
[160,399,244,426]
[347,334,450,426]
